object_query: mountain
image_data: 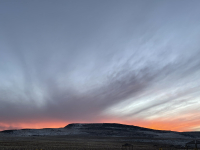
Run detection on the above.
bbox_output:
[0,123,198,139]
[2,123,200,147]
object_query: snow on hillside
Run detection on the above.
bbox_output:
[0,123,196,141]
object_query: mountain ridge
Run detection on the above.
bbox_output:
[64,123,173,132]
[1,123,200,147]
[0,123,198,138]
[0,123,171,133]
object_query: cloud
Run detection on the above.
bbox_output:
[0,0,200,131]
[0,63,155,122]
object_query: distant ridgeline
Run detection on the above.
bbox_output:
[0,123,174,137]
[2,123,200,139]
[64,123,171,133]
[0,123,172,134]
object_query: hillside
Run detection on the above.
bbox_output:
[0,123,197,147]
[0,123,192,138]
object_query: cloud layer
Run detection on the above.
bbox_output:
[0,0,200,131]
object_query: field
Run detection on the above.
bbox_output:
[0,135,190,150]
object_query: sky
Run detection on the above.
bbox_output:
[0,0,200,132]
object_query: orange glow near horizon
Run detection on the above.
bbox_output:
[0,121,69,131]
[1,118,200,132]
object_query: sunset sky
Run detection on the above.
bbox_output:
[1,0,200,132]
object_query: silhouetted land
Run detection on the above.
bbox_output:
[0,123,199,149]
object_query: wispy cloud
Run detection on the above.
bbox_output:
[0,0,200,131]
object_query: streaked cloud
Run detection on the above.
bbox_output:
[0,0,200,131]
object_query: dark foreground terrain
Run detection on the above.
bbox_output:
[0,123,199,149]
[0,135,190,150]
